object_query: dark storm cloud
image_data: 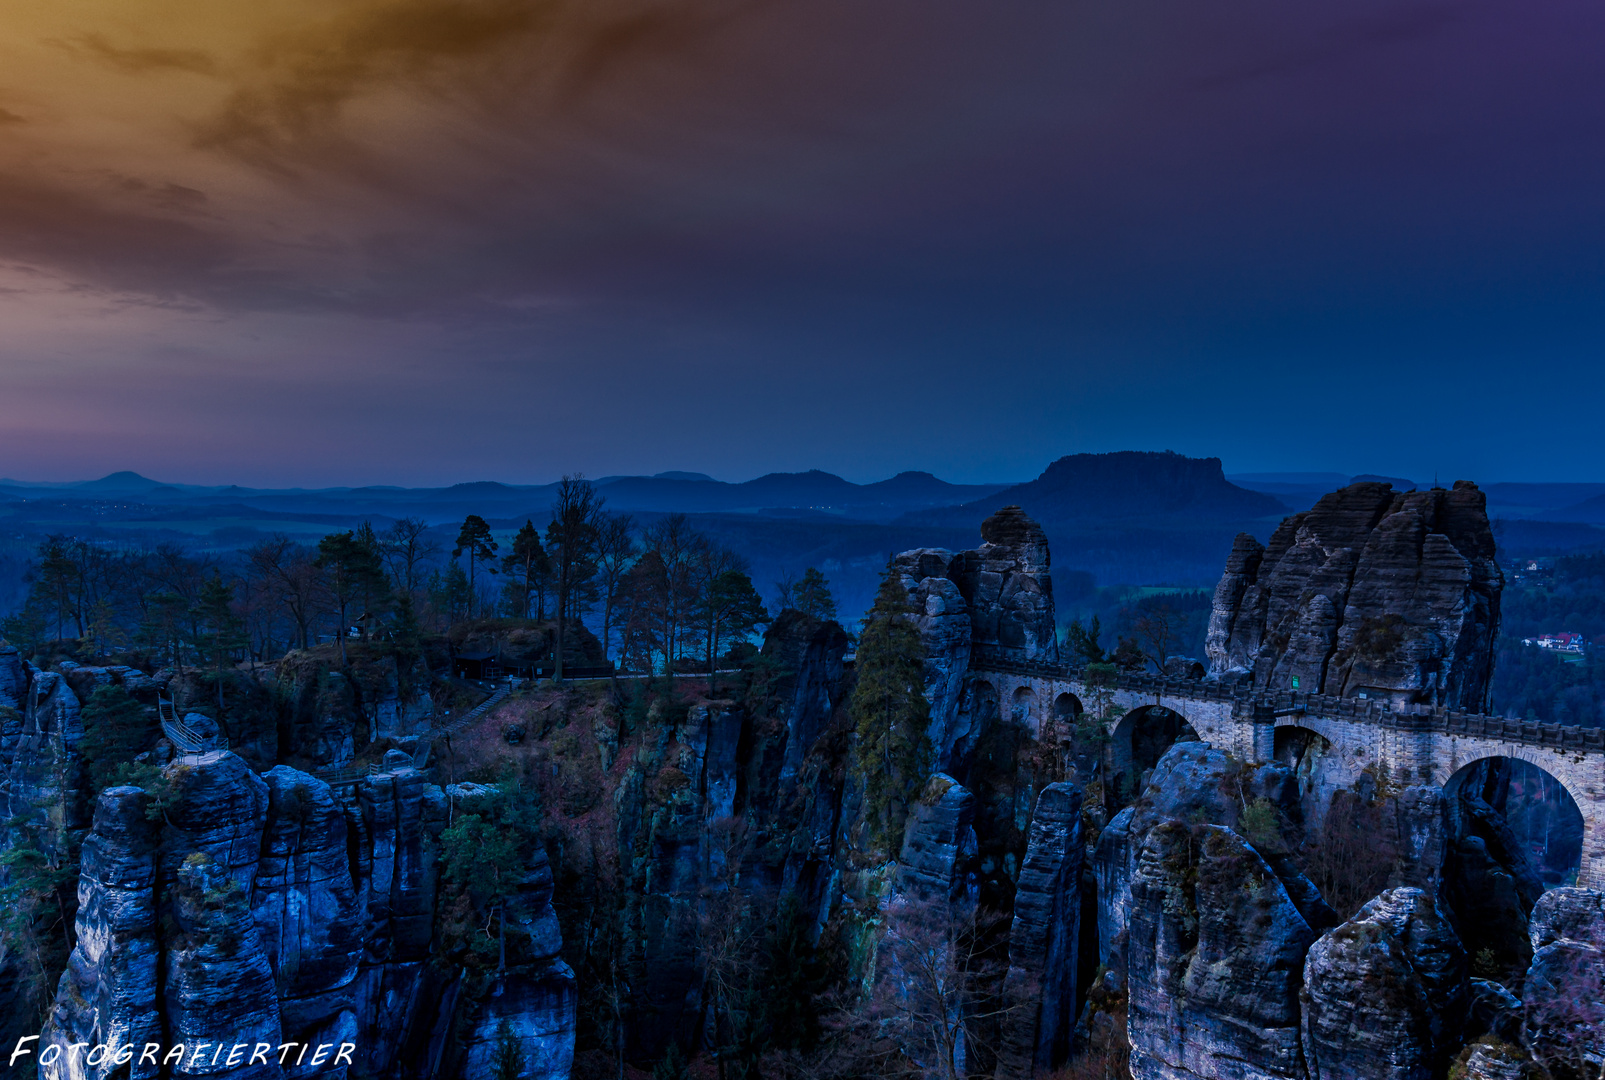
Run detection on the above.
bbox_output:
[2,0,1604,483]
[0,173,233,297]
[54,33,220,76]
[195,0,753,162]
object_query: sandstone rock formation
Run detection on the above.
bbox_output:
[1094,744,1335,1080]
[39,787,162,1080]
[1444,759,1548,972]
[1300,887,1468,1079]
[34,745,574,1080]
[892,506,1058,769]
[1095,743,1331,970]
[6,669,86,839]
[893,774,979,906]
[999,782,1084,1075]
[1520,887,1605,1073]
[762,610,850,787]
[1206,481,1502,710]
[950,507,1059,663]
[458,848,577,1080]
[1126,823,1314,1080]
[892,549,972,768]
[0,644,27,712]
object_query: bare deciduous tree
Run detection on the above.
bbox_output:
[868,897,1022,1080]
[594,512,637,661]
[247,535,325,650]
[382,516,439,597]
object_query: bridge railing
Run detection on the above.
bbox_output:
[965,645,1605,751]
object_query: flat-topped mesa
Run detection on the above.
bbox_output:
[1206,480,1503,712]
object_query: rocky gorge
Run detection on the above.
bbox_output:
[0,482,1600,1079]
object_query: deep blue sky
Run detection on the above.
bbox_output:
[0,0,1601,486]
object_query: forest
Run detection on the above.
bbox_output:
[0,477,834,684]
[1489,551,1605,726]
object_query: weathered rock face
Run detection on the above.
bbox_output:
[1126,823,1315,1080]
[277,661,363,770]
[166,851,286,1079]
[949,506,1058,664]
[0,644,27,711]
[255,768,363,1012]
[761,611,850,787]
[893,774,979,906]
[891,507,1059,770]
[625,701,766,1060]
[1095,743,1330,971]
[1090,743,1347,1080]
[459,848,576,1080]
[459,968,578,1080]
[1300,887,1468,1080]
[1521,886,1605,1072]
[355,764,443,962]
[40,787,162,1080]
[1528,885,1605,951]
[1443,759,1548,973]
[1206,481,1502,710]
[999,782,1084,1075]
[892,549,973,769]
[35,749,573,1080]
[6,670,86,838]
[1457,1040,1532,1080]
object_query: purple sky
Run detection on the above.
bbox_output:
[0,0,1602,486]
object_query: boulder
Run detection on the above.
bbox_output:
[1126,823,1313,1080]
[1457,1040,1533,1080]
[1300,887,1467,1079]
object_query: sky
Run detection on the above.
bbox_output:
[0,0,1602,488]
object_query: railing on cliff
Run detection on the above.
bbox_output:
[965,645,1605,753]
[313,682,514,788]
[157,696,211,755]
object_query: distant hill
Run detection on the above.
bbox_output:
[911,451,1286,527]
[0,468,1009,526]
[1536,492,1605,526]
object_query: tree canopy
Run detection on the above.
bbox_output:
[850,567,933,847]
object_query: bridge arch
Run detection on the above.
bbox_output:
[1052,692,1083,724]
[1443,754,1586,890]
[1442,754,1589,970]
[1107,704,1201,809]
[1010,685,1035,726]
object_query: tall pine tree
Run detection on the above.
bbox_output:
[850,567,934,848]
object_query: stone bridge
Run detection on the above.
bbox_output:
[966,645,1605,888]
